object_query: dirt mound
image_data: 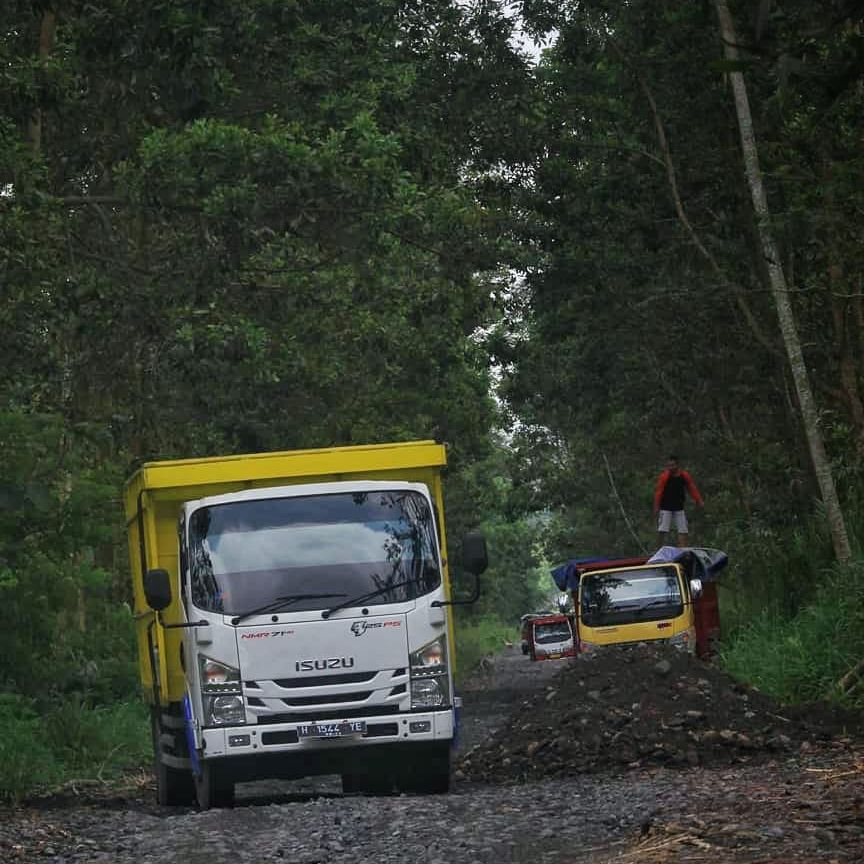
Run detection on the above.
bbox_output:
[458,644,863,784]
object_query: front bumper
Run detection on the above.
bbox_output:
[200,707,454,760]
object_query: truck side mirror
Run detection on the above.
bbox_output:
[689,578,703,600]
[144,568,172,611]
[462,532,488,576]
[431,532,488,608]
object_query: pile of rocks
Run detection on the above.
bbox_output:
[458,644,860,783]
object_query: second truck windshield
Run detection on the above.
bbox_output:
[580,565,684,626]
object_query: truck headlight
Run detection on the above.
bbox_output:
[199,656,241,693]
[409,636,450,709]
[410,636,447,672]
[410,677,447,708]
[668,630,694,652]
[204,694,246,725]
[199,656,246,724]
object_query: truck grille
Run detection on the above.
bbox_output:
[244,668,409,723]
[256,705,402,724]
[268,671,377,688]
[283,691,372,706]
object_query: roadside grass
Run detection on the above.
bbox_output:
[43,698,151,780]
[0,697,149,805]
[454,614,517,683]
[720,560,864,707]
[0,694,60,804]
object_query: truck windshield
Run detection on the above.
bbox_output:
[580,566,683,627]
[188,491,440,615]
[534,622,572,644]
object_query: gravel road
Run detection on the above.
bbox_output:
[2,647,862,863]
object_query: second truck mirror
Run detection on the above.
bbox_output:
[462,532,488,576]
[144,568,172,611]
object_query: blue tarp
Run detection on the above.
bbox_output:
[551,557,610,591]
[647,546,728,582]
[551,546,728,592]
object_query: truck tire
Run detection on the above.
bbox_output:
[194,762,235,810]
[150,713,195,806]
[341,770,393,795]
[396,742,450,795]
[340,772,361,794]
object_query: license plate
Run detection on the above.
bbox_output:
[297,721,366,739]
[548,653,561,659]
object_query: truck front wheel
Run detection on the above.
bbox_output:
[396,742,451,795]
[194,762,235,810]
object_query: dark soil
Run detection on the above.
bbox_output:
[458,644,864,783]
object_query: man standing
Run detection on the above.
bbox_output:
[654,455,704,546]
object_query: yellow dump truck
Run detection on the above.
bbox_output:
[124,441,487,808]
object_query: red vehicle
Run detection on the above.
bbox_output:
[527,613,577,661]
[520,611,553,655]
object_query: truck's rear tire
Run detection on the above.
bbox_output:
[194,762,235,810]
[151,714,195,806]
[396,742,451,794]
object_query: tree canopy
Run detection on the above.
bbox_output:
[1,4,863,791]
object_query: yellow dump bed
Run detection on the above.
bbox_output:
[123,441,448,704]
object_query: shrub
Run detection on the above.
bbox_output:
[0,694,60,804]
[43,699,151,779]
[721,559,864,706]
[454,614,517,682]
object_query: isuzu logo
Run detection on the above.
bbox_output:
[295,657,355,672]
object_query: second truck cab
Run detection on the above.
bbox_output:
[576,562,697,654]
[551,548,727,658]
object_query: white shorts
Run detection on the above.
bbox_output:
[657,509,688,532]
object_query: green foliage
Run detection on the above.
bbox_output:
[0,694,60,804]
[504,0,864,603]
[445,445,548,626]
[0,410,129,696]
[43,700,151,779]
[470,513,547,623]
[0,697,150,804]
[1,0,862,802]
[454,614,518,683]
[721,560,864,707]
[0,1,537,799]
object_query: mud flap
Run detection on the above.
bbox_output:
[183,694,202,777]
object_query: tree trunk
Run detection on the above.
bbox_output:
[26,8,57,155]
[713,0,852,564]
[830,282,864,456]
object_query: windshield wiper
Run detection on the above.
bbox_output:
[321,577,423,619]
[635,598,680,613]
[231,593,346,625]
